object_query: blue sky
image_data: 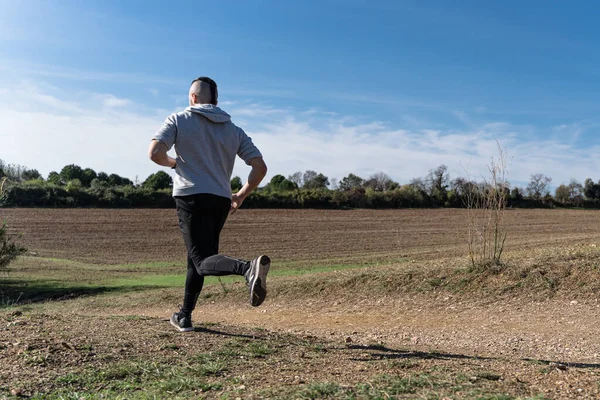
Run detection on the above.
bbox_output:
[1,0,599,189]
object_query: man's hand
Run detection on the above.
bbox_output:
[230,157,267,215]
[230,193,244,214]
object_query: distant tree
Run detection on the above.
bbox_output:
[0,161,27,182]
[583,178,600,200]
[526,173,552,201]
[267,174,297,192]
[364,172,398,192]
[567,179,585,206]
[60,164,84,183]
[303,170,329,190]
[142,171,173,190]
[314,173,330,189]
[450,177,470,197]
[426,165,450,204]
[97,172,109,182]
[555,181,584,206]
[81,168,98,187]
[107,173,133,187]
[89,178,109,190]
[338,173,364,191]
[409,177,427,193]
[22,169,41,181]
[449,177,479,206]
[510,187,524,201]
[231,176,243,192]
[269,174,286,187]
[278,179,297,191]
[555,184,570,204]
[0,162,43,182]
[288,172,303,187]
[107,174,119,186]
[302,170,318,188]
[47,171,62,185]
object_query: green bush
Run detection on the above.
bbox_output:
[0,183,175,208]
[20,178,47,187]
[0,221,26,272]
[66,179,82,193]
[142,171,173,190]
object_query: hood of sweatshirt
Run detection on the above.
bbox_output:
[185,104,231,123]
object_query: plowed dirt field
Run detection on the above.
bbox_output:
[3,208,599,265]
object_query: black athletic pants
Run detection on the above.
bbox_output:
[175,193,249,315]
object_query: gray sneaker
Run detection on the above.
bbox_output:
[245,255,270,307]
[170,311,193,332]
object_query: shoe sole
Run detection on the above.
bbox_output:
[250,255,270,307]
[170,314,194,332]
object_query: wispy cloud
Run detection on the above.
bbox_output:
[552,123,583,144]
[99,94,131,108]
[0,60,179,86]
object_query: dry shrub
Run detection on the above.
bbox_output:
[464,141,509,271]
[0,177,6,196]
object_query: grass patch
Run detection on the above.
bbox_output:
[0,280,127,308]
[6,243,600,309]
[44,358,224,399]
[245,341,277,358]
[263,371,544,399]
[110,274,184,288]
[1,255,388,307]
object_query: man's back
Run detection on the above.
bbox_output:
[153,104,261,198]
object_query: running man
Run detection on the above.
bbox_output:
[148,76,270,332]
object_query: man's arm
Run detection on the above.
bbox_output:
[230,157,267,214]
[148,139,177,169]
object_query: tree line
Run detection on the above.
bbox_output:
[0,160,174,208]
[1,159,600,209]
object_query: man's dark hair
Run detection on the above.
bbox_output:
[191,76,218,105]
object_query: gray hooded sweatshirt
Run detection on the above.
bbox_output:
[152,104,262,198]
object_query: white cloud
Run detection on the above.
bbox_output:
[1,83,599,191]
[552,122,583,143]
[0,84,160,181]
[99,94,131,108]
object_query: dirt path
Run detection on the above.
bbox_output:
[6,282,600,398]
[21,293,597,398]
[138,294,600,366]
